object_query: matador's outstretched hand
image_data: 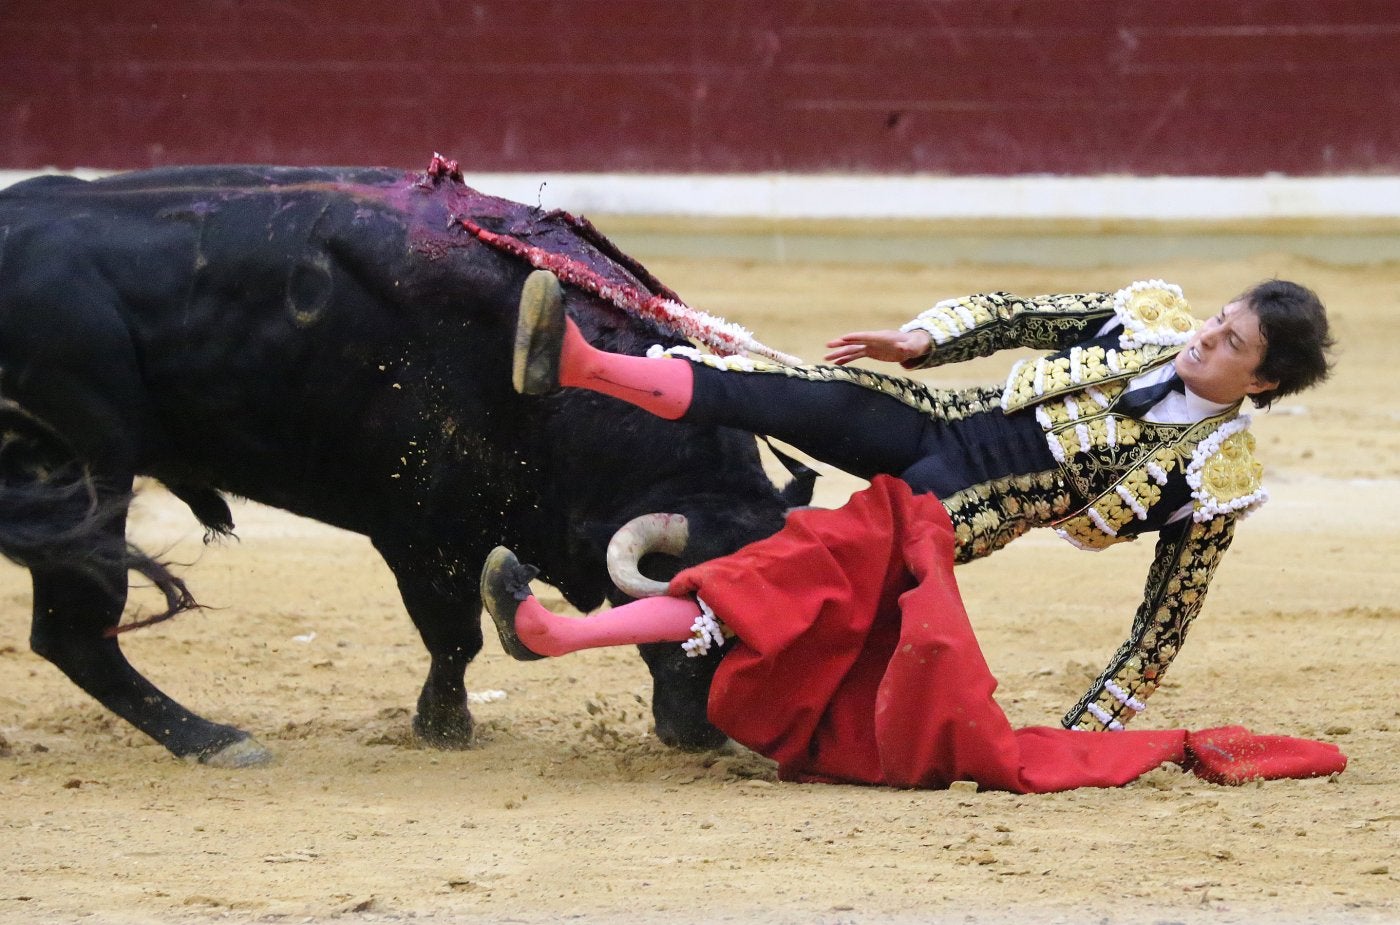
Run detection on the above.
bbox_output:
[824,329,933,366]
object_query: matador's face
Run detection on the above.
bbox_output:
[1174,301,1279,404]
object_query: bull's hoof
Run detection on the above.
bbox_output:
[480,546,546,661]
[512,269,565,395]
[196,736,275,769]
[413,710,475,749]
[656,722,731,752]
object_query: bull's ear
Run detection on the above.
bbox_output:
[780,468,818,507]
[762,437,818,507]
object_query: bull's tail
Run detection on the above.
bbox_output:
[0,400,128,572]
[0,400,199,631]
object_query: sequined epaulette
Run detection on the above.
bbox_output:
[1186,417,1267,521]
[1112,279,1200,349]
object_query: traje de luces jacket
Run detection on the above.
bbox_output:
[900,280,1267,731]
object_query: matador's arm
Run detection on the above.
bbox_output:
[1063,514,1237,731]
[901,291,1118,368]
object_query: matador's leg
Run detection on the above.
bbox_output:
[480,547,703,659]
[515,269,963,480]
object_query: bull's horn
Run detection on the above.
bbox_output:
[606,512,689,598]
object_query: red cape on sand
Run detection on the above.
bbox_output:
[670,476,1346,793]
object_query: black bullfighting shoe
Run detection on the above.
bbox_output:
[480,546,547,661]
[512,269,565,395]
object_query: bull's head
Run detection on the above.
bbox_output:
[605,508,728,749]
[604,468,812,750]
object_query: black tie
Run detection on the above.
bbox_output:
[1115,375,1184,418]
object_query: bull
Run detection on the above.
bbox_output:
[0,159,810,766]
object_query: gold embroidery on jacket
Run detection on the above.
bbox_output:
[902,291,1118,368]
[1003,346,1148,412]
[941,470,1076,563]
[1043,410,1255,551]
[1065,515,1236,730]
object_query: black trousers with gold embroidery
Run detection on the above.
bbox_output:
[684,364,1056,499]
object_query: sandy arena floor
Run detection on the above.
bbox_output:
[1,233,1397,925]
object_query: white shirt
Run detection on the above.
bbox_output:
[1096,319,1236,523]
[1122,362,1235,424]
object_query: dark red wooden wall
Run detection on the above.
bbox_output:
[3,1,1398,175]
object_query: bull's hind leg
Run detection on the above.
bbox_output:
[28,514,271,767]
[376,543,484,748]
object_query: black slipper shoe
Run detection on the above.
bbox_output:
[512,270,565,395]
[480,545,547,661]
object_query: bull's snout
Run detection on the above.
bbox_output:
[638,640,729,751]
[652,697,730,751]
[655,713,730,751]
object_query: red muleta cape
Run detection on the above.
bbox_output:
[669,476,1346,793]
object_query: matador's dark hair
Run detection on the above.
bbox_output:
[1238,279,1335,409]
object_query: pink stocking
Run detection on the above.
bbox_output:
[514,593,703,657]
[558,320,695,420]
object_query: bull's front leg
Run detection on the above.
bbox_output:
[376,543,484,748]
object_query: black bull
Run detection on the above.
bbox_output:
[0,163,808,766]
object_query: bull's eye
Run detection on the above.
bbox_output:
[286,255,334,328]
